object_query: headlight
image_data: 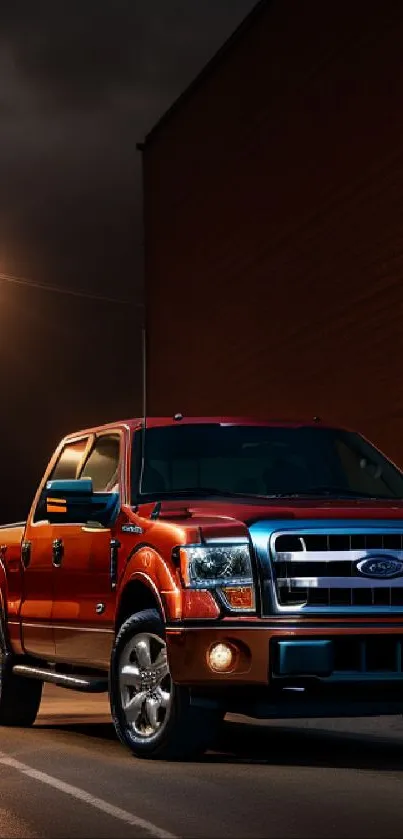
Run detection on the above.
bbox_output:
[180,544,253,588]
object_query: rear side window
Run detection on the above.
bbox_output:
[80,435,120,492]
[49,438,89,481]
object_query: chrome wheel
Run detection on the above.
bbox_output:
[119,632,172,739]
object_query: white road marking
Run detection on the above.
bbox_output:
[0,753,177,839]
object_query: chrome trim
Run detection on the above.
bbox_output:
[21,622,114,634]
[274,549,403,563]
[82,525,110,533]
[12,664,108,692]
[277,576,403,589]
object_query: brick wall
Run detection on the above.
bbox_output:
[143,0,403,466]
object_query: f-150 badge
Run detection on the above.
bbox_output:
[122,524,143,534]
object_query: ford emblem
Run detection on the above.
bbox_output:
[356,556,403,579]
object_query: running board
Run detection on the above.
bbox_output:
[12,664,108,693]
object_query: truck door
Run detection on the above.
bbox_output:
[21,435,91,659]
[51,432,121,669]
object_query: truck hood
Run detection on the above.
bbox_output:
[150,496,403,529]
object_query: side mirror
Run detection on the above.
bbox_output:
[42,478,119,526]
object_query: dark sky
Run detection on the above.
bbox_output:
[0,0,256,522]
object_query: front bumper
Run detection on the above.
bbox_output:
[166,621,403,687]
[166,621,403,718]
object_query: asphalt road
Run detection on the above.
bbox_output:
[2,687,403,837]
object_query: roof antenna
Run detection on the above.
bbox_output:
[139,326,147,497]
[140,327,160,521]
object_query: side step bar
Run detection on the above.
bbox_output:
[12,664,108,693]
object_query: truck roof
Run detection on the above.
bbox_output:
[64,416,345,440]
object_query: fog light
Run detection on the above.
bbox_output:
[208,642,236,673]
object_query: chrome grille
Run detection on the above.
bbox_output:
[270,531,403,609]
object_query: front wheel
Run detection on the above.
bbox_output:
[109,609,223,760]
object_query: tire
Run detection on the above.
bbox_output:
[109,608,223,760]
[0,653,42,727]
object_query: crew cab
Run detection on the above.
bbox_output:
[2,416,403,760]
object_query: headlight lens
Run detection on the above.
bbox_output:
[180,544,253,588]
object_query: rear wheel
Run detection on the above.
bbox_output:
[0,652,42,726]
[110,609,223,760]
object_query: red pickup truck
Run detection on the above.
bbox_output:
[2,416,403,760]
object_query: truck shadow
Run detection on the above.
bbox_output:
[37,716,117,741]
[208,717,403,771]
[37,714,403,772]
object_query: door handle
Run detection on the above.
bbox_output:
[52,538,64,568]
[21,541,31,569]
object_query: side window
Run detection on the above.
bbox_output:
[80,435,121,492]
[49,438,89,481]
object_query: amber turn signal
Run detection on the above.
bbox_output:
[221,585,255,611]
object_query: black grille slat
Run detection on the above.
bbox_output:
[275,535,304,552]
[327,534,351,551]
[365,534,385,550]
[328,588,351,606]
[307,588,330,606]
[274,560,352,579]
[350,534,364,550]
[373,588,391,606]
[277,586,307,605]
[352,589,373,606]
[391,589,403,606]
[384,534,403,551]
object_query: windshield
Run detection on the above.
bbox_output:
[130,424,403,503]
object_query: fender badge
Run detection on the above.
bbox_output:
[122,524,143,535]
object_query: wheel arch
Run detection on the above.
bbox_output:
[115,573,165,632]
